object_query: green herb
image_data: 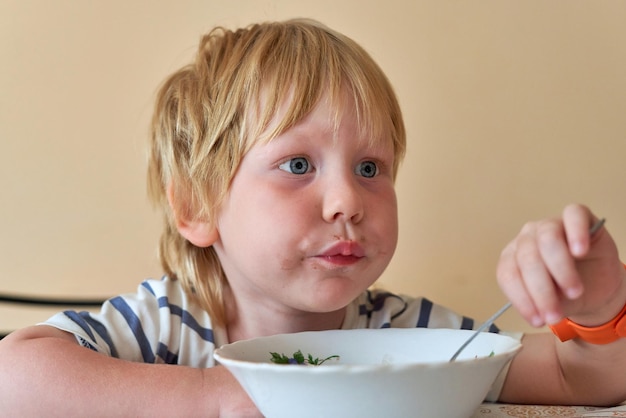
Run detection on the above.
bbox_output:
[270,349,340,366]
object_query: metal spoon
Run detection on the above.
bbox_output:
[449,217,606,362]
[448,302,512,362]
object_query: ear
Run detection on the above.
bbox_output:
[167,183,219,248]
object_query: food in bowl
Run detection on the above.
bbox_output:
[269,349,340,365]
[214,328,521,418]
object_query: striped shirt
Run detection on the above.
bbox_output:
[42,276,517,400]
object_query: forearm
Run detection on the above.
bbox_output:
[558,337,626,405]
[554,264,626,404]
[501,277,626,407]
[0,326,216,416]
[501,331,626,406]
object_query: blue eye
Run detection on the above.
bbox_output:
[356,161,377,178]
[279,157,310,175]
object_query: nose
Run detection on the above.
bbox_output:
[321,173,364,224]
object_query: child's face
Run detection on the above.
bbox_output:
[212,94,398,316]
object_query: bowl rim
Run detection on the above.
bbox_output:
[213,328,522,372]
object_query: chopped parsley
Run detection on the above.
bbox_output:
[270,350,340,366]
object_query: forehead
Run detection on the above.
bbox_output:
[250,85,395,152]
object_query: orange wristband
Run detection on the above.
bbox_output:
[550,263,626,344]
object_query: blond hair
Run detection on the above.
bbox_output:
[147,18,406,327]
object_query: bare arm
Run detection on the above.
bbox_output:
[501,330,626,405]
[0,325,260,417]
[497,204,626,405]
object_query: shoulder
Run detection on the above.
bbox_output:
[108,276,216,343]
[99,277,198,327]
[136,275,186,298]
[42,276,219,366]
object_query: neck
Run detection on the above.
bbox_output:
[223,287,347,343]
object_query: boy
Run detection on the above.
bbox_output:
[0,18,624,416]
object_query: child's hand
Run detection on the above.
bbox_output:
[496,203,625,328]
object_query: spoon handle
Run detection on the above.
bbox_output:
[449,302,511,362]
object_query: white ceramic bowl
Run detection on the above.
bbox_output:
[214,328,521,418]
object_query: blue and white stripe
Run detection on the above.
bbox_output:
[44,276,504,368]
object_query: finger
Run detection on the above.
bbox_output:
[562,204,596,257]
[536,221,583,300]
[497,242,544,327]
[515,227,564,324]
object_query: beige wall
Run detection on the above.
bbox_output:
[1,1,625,333]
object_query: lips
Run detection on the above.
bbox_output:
[316,241,365,266]
[320,241,365,257]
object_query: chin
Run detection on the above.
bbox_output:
[305,284,364,312]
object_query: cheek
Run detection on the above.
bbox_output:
[222,187,308,250]
[373,188,398,227]
[372,191,399,253]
